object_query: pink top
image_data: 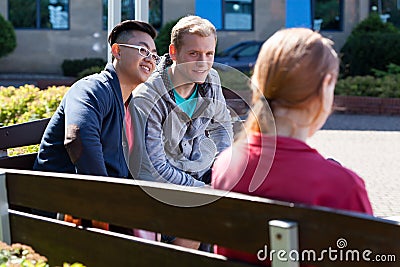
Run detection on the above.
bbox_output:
[124,104,134,153]
[125,103,157,241]
[212,133,373,266]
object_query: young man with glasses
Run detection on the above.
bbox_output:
[34,20,158,182]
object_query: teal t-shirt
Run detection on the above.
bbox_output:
[173,86,198,118]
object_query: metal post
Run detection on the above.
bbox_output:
[269,220,299,267]
[107,0,122,63]
[0,172,11,244]
[135,0,149,22]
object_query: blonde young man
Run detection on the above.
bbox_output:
[133,15,233,188]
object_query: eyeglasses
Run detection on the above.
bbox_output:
[118,43,161,64]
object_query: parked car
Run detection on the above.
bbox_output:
[213,40,264,73]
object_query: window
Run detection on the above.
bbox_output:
[102,0,162,30]
[9,0,69,29]
[370,0,400,27]
[313,0,343,31]
[195,0,253,31]
[223,0,253,30]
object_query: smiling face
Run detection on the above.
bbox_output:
[169,33,216,85]
[112,30,158,89]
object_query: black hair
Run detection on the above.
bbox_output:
[108,20,157,46]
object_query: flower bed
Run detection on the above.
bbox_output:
[0,241,48,266]
[0,241,85,267]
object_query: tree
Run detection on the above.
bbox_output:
[0,13,17,58]
[350,12,398,35]
[155,18,181,56]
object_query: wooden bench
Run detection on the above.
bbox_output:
[0,119,399,267]
[0,118,50,170]
[222,88,251,119]
[1,169,399,267]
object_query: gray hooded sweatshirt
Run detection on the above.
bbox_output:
[133,55,233,186]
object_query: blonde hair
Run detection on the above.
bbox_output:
[246,28,339,133]
[171,15,217,50]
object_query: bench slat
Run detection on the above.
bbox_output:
[0,118,49,150]
[4,170,400,266]
[0,153,37,170]
[9,210,251,267]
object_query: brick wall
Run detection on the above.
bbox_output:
[224,91,400,116]
[334,95,400,115]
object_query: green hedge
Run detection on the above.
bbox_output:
[77,65,104,79]
[0,85,69,126]
[335,74,400,98]
[62,58,106,77]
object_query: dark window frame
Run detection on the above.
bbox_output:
[312,0,344,32]
[8,0,70,30]
[220,0,254,31]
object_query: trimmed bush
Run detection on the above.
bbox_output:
[340,14,400,77]
[0,85,69,126]
[340,33,400,77]
[77,65,104,79]
[350,13,398,34]
[335,74,400,98]
[0,85,68,155]
[0,13,17,58]
[372,63,400,77]
[62,58,106,77]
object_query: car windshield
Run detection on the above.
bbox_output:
[217,43,249,57]
[236,44,260,57]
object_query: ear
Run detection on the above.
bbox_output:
[321,73,336,113]
[169,44,177,60]
[307,74,336,138]
[111,43,121,60]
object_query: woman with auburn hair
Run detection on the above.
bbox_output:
[211,28,373,265]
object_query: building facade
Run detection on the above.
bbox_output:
[0,0,373,74]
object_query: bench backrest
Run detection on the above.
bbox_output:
[1,170,399,267]
[222,87,251,118]
[0,118,49,170]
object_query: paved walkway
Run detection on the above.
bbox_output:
[309,113,400,217]
[323,113,400,131]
